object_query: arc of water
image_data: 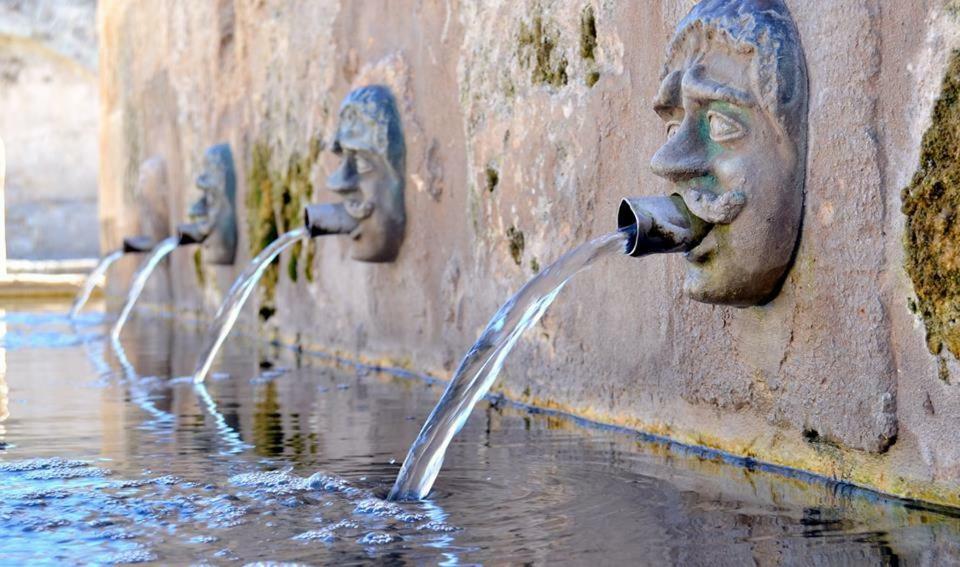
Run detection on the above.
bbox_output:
[110,236,181,342]
[70,250,125,318]
[389,231,628,501]
[192,227,308,384]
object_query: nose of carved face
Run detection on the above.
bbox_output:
[196,172,216,192]
[327,156,374,221]
[188,195,209,222]
[650,126,710,184]
[327,157,358,193]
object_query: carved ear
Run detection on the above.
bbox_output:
[680,187,746,224]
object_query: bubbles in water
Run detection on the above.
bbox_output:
[24,465,111,480]
[357,531,400,545]
[0,457,89,472]
[104,549,158,564]
[292,528,338,543]
[306,471,355,494]
[354,497,403,517]
[416,520,460,533]
[229,468,311,496]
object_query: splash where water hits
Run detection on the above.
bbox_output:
[1,300,960,563]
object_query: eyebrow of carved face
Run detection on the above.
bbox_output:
[654,64,755,118]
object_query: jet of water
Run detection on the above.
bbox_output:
[192,227,308,384]
[389,231,629,500]
[110,236,181,342]
[69,249,124,318]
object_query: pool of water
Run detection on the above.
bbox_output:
[1,300,959,565]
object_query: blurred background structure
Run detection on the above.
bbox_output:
[0,0,98,261]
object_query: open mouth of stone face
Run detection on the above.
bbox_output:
[685,227,717,265]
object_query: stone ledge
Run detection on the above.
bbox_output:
[0,273,94,298]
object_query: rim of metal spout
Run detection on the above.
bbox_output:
[617,199,642,256]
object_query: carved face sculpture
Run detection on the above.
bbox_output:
[185,144,237,265]
[650,0,808,306]
[327,86,405,262]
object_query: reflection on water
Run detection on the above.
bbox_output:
[0,300,959,564]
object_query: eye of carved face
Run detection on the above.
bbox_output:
[706,110,745,143]
[354,153,374,175]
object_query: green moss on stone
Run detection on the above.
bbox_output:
[506,225,525,266]
[246,140,321,319]
[247,143,281,319]
[485,166,499,193]
[580,6,597,60]
[518,12,569,88]
[193,248,206,288]
[530,257,540,274]
[948,0,960,19]
[903,50,960,360]
[580,6,600,87]
[287,242,301,282]
[305,241,317,283]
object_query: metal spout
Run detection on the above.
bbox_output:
[122,235,156,254]
[617,195,710,257]
[176,222,209,246]
[304,203,360,237]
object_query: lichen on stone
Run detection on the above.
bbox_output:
[517,11,569,88]
[506,226,525,266]
[580,5,600,87]
[193,248,205,288]
[903,49,960,360]
[246,143,281,319]
[246,141,319,320]
[485,166,499,193]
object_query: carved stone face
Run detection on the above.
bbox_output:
[650,0,808,307]
[327,86,405,263]
[186,144,237,265]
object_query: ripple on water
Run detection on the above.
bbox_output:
[5,305,953,565]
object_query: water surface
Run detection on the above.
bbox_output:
[1,300,959,564]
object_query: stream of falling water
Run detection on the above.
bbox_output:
[390,230,630,500]
[69,250,124,318]
[110,237,180,342]
[192,227,308,384]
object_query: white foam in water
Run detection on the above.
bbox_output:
[357,531,400,545]
[389,231,629,500]
[193,227,308,384]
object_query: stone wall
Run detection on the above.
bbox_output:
[0,0,99,260]
[99,0,960,507]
